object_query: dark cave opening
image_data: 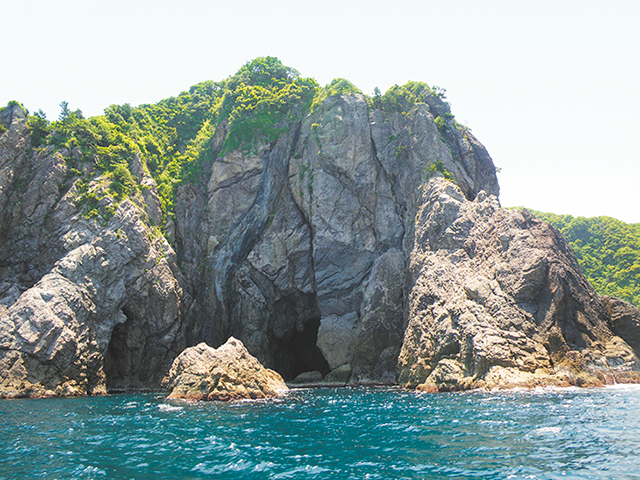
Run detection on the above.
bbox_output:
[103,305,166,394]
[103,308,135,393]
[271,315,331,381]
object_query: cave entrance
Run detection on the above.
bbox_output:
[103,304,170,394]
[103,308,135,394]
[271,315,330,381]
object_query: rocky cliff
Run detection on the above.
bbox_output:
[398,179,640,391]
[1,59,639,397]
[0,106,190,397]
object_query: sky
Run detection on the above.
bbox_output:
[2,0,639,223]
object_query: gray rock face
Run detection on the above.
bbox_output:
[0,105,189,397]
[324,364,353,385]
[175,93,500,384]
[397,179,640,391]
[603,296,640,355]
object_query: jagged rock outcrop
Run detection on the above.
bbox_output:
[602,296,640,355]
[398,179,640,391]
[0,105,189,397]
[162,337,288,401]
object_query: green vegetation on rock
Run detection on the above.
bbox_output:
[425,160,455,183]
[531,211,640,306]
[6,57,474,237]
[221,58,317,152]
[310,78,362,111]
[15,57,320,230]
[372,81,440,114]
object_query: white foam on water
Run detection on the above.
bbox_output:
[157,403,183,412]
[532,426,562,435]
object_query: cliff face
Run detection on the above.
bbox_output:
[398,180,640,391]
[0,106,190,396]
[1,64,638,397]
[173,92,498,383]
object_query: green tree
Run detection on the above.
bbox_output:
[26,109,50,147]
[59,101,72,122]
[531,210,640,306]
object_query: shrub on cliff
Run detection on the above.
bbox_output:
[219,57,318,153]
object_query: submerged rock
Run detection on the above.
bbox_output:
[162,337,289,401]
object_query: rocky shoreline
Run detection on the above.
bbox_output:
[2,71,640,400]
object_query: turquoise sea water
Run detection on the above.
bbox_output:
[1,386,640,479]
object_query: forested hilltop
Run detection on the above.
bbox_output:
[0,56,463,234]
[530,211,640,307]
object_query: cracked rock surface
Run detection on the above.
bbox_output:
[0,105,189,397]
[398,179,640,391]
[162,337,288,401]
[177,93,500,384]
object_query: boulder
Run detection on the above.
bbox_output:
[162,337,289,401]
[290,371,324,385]
[324,364,352,385]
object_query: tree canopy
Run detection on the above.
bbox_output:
[531,210,640,307]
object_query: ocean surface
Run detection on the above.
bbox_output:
[1,385,640,479]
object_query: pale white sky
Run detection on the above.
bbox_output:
[2,0,639,223]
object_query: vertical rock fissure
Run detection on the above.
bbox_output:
[201,126,302,348]
[367,112,406,248]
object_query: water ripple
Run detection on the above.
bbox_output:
[1,387,640,478]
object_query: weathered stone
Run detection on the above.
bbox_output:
[162,337,288,401]
[398,179,640,391]
[0,201,188,398]
[0,106,188,398]
[291,371,324,385]
[324,364,352,385]
[603,296,640,355]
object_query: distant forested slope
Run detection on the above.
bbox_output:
[530,211,640,306]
